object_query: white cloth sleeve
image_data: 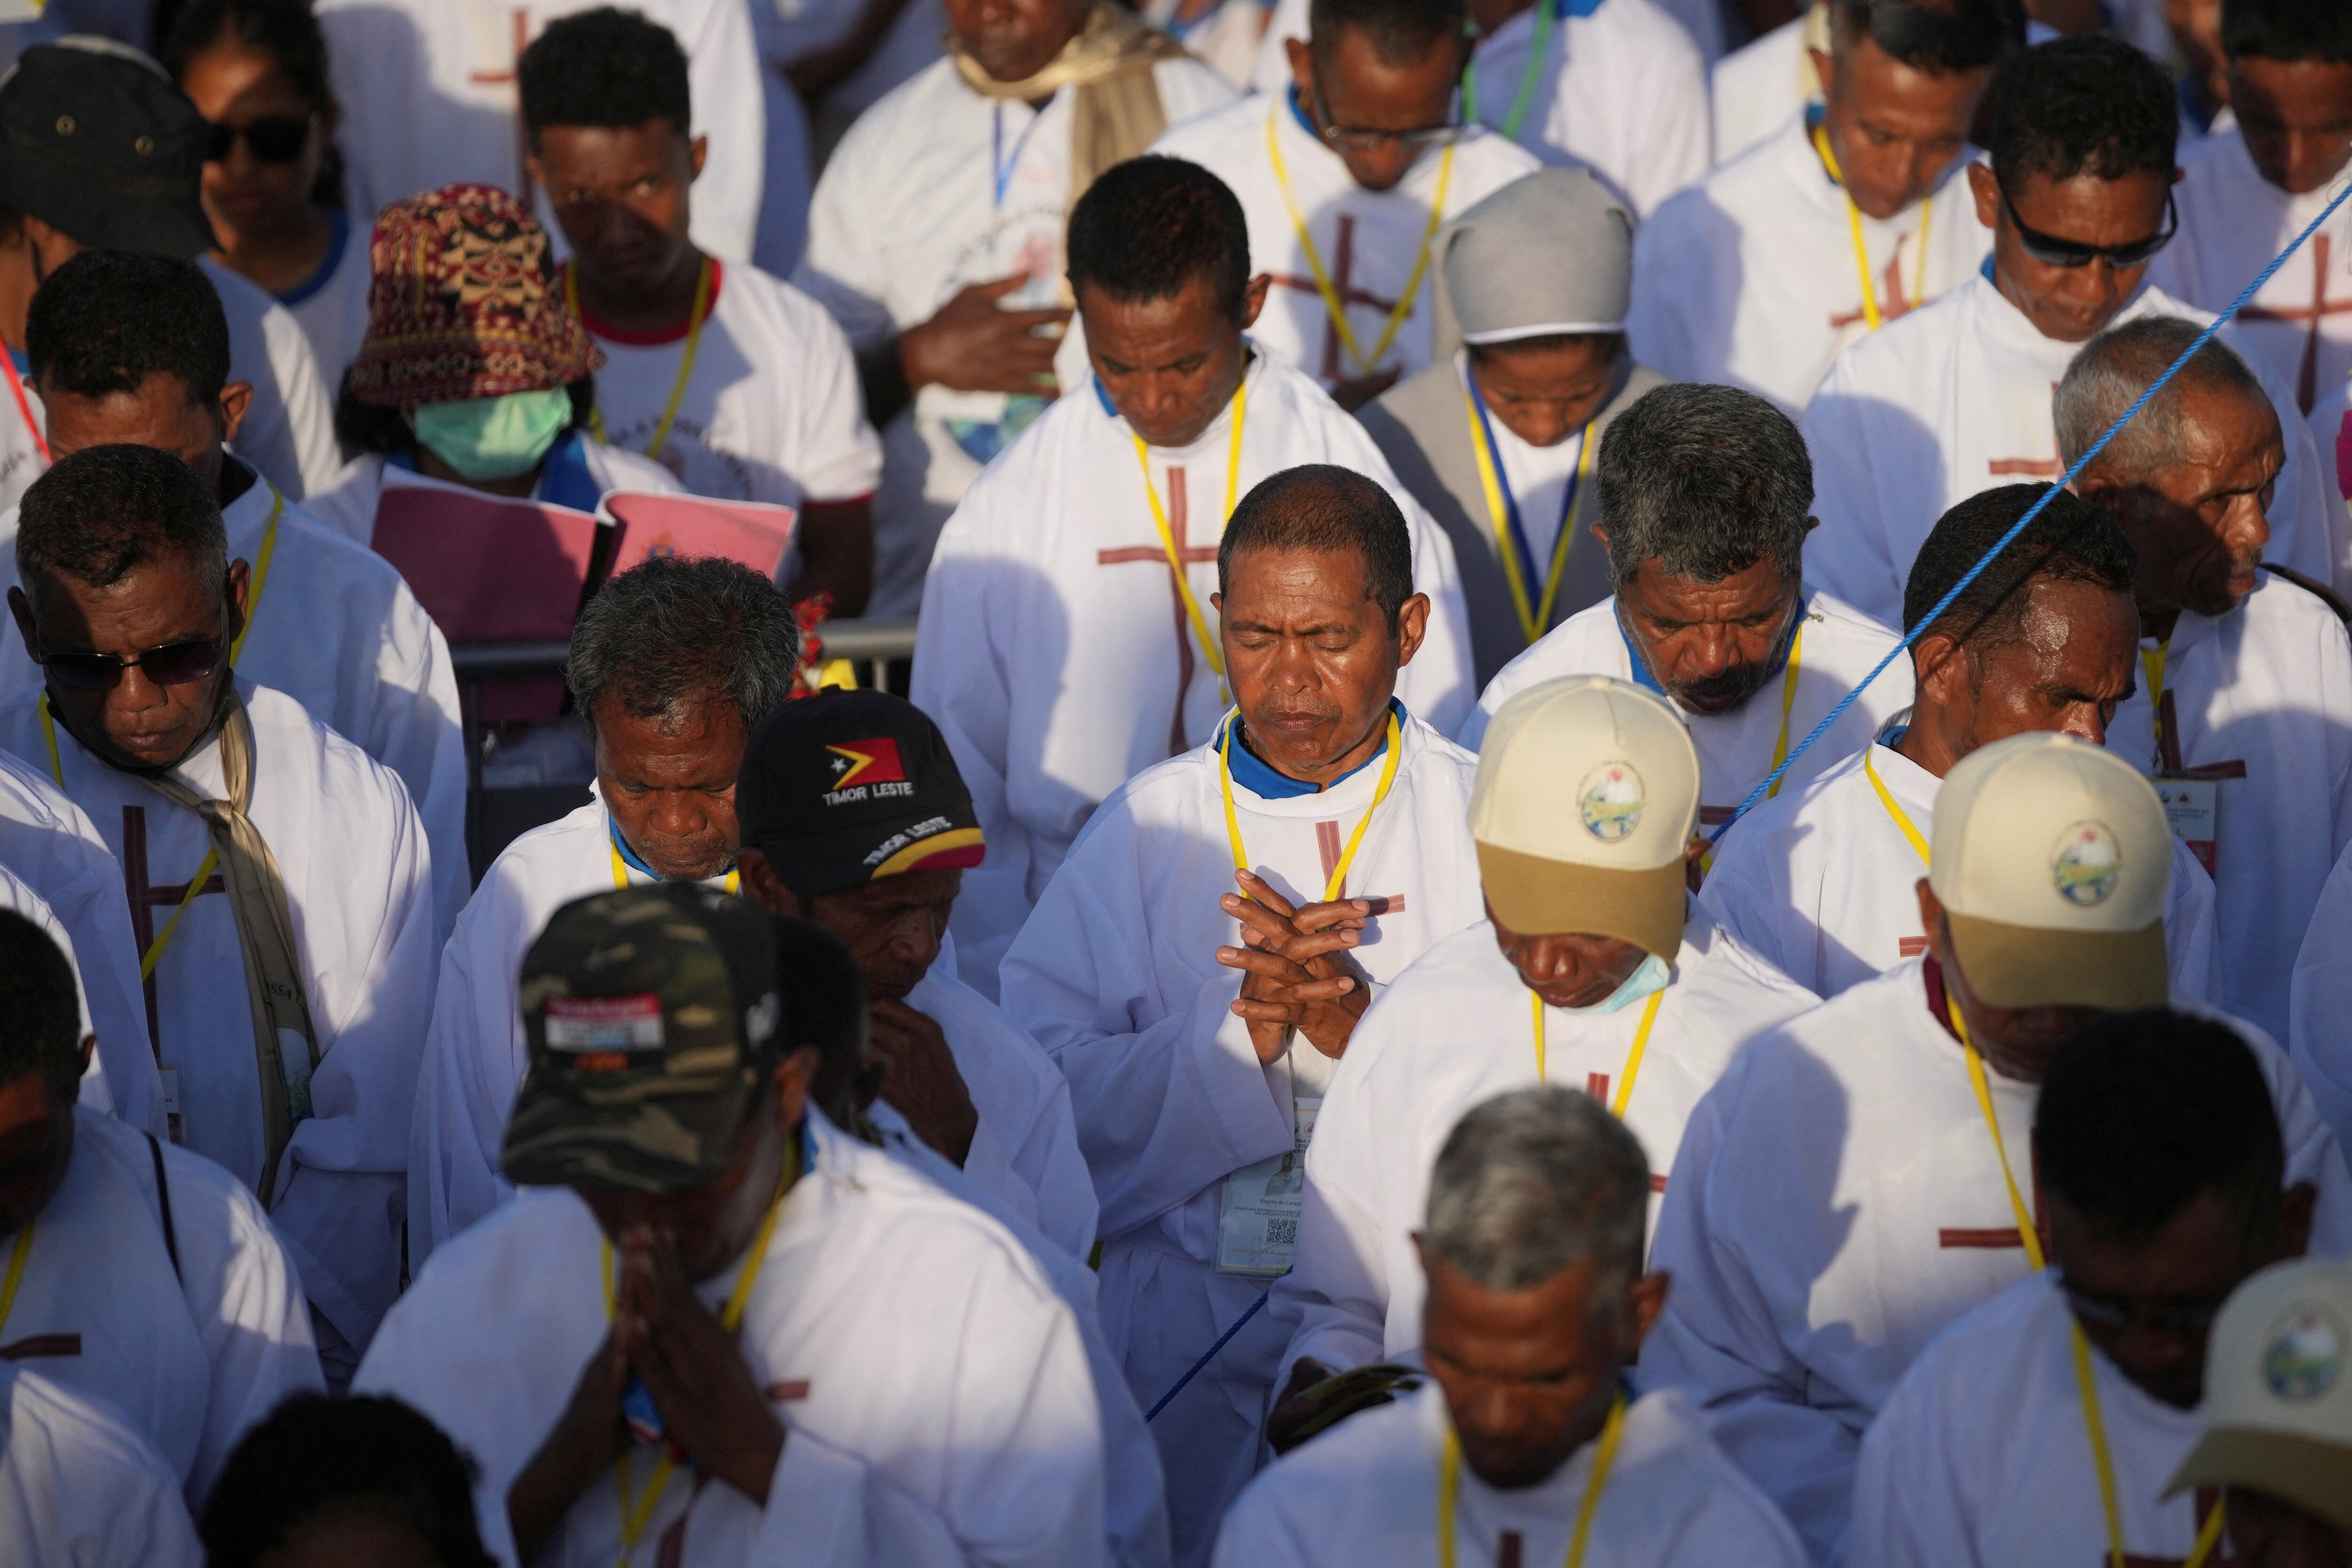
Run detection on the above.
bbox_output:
[679,0,767,261]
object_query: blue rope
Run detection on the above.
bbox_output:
[1709,177,2352,845]
[1144,1276,1281,1421]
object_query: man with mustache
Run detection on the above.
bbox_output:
[1000,463,1486,1566]
[405,555,802,1260]
[2057,317,2352,1046]
[1462,382,1912,836]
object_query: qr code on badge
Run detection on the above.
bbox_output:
[1268,1218,1296,1246]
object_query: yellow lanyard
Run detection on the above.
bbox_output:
[1438,1393,1625,1568]
[230,488,284,667]
[569,257,714,464]
[2141,641,2170,760]
[1531,986,1664,1115]
[1132,375,1248,686]
[1812,125,1931,334]
[0,1223,33,1340]
[1459,0,1557,142]
[1463,387,1591,647]
[608,836,739,895]
[1267,102,1455,381]
[1863,743,1932,864]
[1764,623,1805,797]
[40,696,218,979]
[600,1135,798,1568]
[1220,709,1402,902]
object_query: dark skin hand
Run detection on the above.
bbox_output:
[1081,272,1271,449]
[508,1054,818,1565]
[1809,29,1991,222]
[1894,574,2139,780]
[737,855,979,1164]
[2048,1181,2311,1410]
[1970,162,2182,346]
[177,43,342,299]
[532,119,874,614]
[2074,378,2280,638]
[1488,899,1649,1010]
[1210,541,1428,1061]
[1602,534,1810,717]
[2221,1486,2352,1568]
[1284,24,1465,410]
[2231,55,2352,197]
[1465,337,1623,449]
[593,696,746,881]
[10,553,250,773]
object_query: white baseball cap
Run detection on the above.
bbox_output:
[1468,676,1696,959]
[1928,731,2171,1010]
[2169,1257,2352,1529]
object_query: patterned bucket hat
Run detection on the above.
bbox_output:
[347,183,602,409]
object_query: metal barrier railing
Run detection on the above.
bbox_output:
[448,616,920,876]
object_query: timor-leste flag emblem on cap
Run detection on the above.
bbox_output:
[738,691,985,900]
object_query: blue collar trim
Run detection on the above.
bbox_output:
[6,347,27,377]
[1980,253,1998,285]
[275,207,350,309]
[1286,83,1317,139]
[609,812,660,877]
[1224,700,1404,799]
[1094,374,1118,417]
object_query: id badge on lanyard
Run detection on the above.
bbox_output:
[2147,665,2237,876]
[1217,1093,1319,1275]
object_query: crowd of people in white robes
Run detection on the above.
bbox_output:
[12,0,2352,1562]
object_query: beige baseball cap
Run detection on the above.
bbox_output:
[1469,676,1696,959]
[1928,732,2170,1010]
[2168,1257,2352,1529]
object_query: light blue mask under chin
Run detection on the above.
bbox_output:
[409,386,573,481]
[1557,951,1673,1016]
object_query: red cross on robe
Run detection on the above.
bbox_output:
[119,804,225,1057]
[1266,214,1403,384]
[1097,465,1221,758]
[2241,233,2351,415]
[1988,382,2065,481]
[1828,234,1927,331]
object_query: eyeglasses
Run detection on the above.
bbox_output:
[203,114,312,166]
[37,634,225,692]
[2061,1280,2228,1337]
[1309,80,1464,155]
[2001,189,2179,270]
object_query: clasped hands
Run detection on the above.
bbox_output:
[1217,868,1374,1064]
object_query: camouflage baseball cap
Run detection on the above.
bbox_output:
[501,883,784,1194]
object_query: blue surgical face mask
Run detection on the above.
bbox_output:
[408,386,573,481]
[1558,951,1672,1016]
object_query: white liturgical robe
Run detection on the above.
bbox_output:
[2100,574,2352,1043]
[200,257,343,505]
[1637,957,2352,1565]
[1848,1273,2233,1568]
[0,680,438,1352]
[1461,590,1913,814]
[1267,911,1819,1391]
[0,1107,322,1502]
[1803,275,2345,621]
[1626,116,1991,417]
[1000,708,1486,1561]
[795,56,1237,613]
[1700,739,2222,1004]
[358,1107,1110,1568]
[408,798,1097,1265]
[1146,93,1540,392]
[912,348,1477,994]
[2294,838,2352,1148]
[578,259,882,514]
[2153,127,2352,422]
[313,0,765,263]
[1212,1384,1806,1568]
[0,1365,199,1568]
[1709,19,1810,167]
[0,361,45,517]
[0,746,160,1132]
[0,461,470,933]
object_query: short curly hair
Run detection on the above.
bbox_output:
[1989,34,2178,190]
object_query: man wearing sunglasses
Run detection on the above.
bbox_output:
[1802,33,2345,628]
[1848,1009,2315,1568]
[1149,0,1539,411]
[0,250,469,937]
[0,41,342,512]
[0,443,438,1387]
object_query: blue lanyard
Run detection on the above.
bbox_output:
[1467,372,1583,603]
[992,103,1048,210]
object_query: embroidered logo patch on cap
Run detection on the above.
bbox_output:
[2262,1305,2346,1401]
[2050,821,2122,906]
[544,994,665,1053]
[1578,762,1645,843]
[824,739,912,804]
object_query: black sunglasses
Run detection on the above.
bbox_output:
[38,634,225,692]
[203,114,312,166]
[2001,189,2178,270]
[2061,1279,2227,1337]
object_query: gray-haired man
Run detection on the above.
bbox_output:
[2058,315,2352,1046]
[1216,1086,1805,1568]
[1459,383,1913,852]
[405,555,802,1262]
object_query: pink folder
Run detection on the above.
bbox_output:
[371,485,607,720]
[603,492,797,581]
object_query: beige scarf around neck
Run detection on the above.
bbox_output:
[950,2,1192,200]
